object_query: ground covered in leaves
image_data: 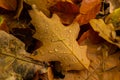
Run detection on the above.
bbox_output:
[0,0,120,80]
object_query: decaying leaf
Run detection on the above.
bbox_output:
[75,0,101,25]
[29,6,90,71]
[90,19,120,48]
[0,30,48,80]
[0,0,17,11]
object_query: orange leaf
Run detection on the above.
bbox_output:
[75,0,101,25]
[0,0,17,11]
[78,28,103,45]
[78,30,89,44]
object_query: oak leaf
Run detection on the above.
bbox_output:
[63,39,120,80]
[90,19,120,48]
[75,0,101,25]
[29,6,90,71]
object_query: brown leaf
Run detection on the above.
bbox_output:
[49,1,79,24]
[90,19,120,48]
[0,30,47,80]
[78,30,89,44]
[0,0,17,11]
[48,67,54,80]
[78,27,103,45]
[14,0,23,19]
[50,1,79,14]
[75,0,101,25]
[72,0,82,4]
[62,39,120,80]
[88,27,104,44]
[29,6,90,71]
[0,16,9,33]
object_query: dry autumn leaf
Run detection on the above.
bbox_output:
[24,0,58,17]
[29,5,90,71]
[0,30,48,80]
[62,39,120,80]
[75,0,101,25]
[0,0,17,11]
[90,19,120,48]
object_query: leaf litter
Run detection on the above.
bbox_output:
[0,0,120,80]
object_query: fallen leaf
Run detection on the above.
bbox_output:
[48,67,54,80]
[78,25,103,45]
[105,8,120,28]
[90,19,120,48]
[75,0,101,25]
[0,0,17,11]
[0,16,9,32]
[29,5,90,71]
[107,0,120,13]
[63,39,120,80]
[0,30,47,80]
[78,30,89,44]
[88,27,103,44]
[24,0,56,17]
[49,1,79,15]
[49,1,79,24]
[72,0,82,4]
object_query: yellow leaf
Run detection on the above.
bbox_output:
[90,19,120,48]
[29,5,90,71]
[105,8,120,28]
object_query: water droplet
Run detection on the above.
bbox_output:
[63,57,67,60]
[63,52,66,54]
[97,46,101,51]
[45,24,48,27]
[49,50,53,53]
[69,30,72,33]
[44,30,47,33]
[46,27,48,29]
[58,55,62,58]
[51,39,55,42]
[54,48,58,52]
[72,58,76,62]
